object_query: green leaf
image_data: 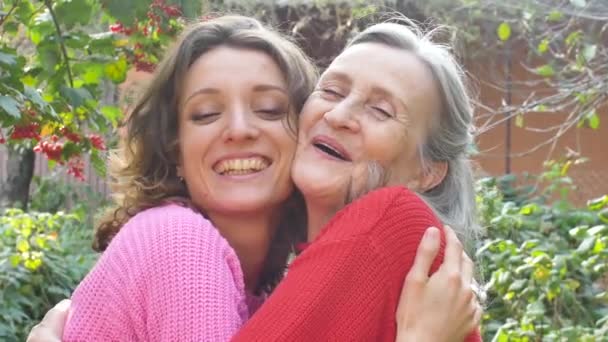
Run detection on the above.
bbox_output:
[599,208,608,223]
[104,57,128,84]
[0,95,21,118]
[54,0,94,29]
[587,195,608,211]
[537,39,549,54]
[583,44,597,62]
[9,254,21,267]
[101,105,123,127]
[91,149,107,177]
[102,0,150,26]
[565,31,582,47]
[170,0,201,18]
[508,279,527,291]
[570,0,586,7]
[587,225,606,236]
[60,86,93,108]
[497,22,511,41]
[586,110,600,130]
[547,10,563,22]
[17,239,30,253]
[24,86,47,109]
[24,258,42,271]
[577,236,595,253]
[535,64,555,77]
[0,51,18,67]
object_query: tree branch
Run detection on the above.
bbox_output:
[44,0,74,88]
[0,0,21,28]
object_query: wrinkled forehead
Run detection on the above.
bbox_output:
[323,43,437,99]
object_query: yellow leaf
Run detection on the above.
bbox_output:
[114,39,129,47]
[497,22,511,41]
[515,114,524,127]
[40,124,55,137]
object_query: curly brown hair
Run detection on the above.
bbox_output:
[94,15,318,293]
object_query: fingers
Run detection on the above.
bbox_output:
[461,251,474,287]
[27,299,71,342]
[408,227,441,282]
[439,225,463,275]
[43,299,71,330]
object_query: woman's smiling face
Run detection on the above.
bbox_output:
[177,46,297,217]
[292,42,443,209]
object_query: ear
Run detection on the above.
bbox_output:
[407,161,448,192]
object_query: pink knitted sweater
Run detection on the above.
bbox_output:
[63,204,261,341]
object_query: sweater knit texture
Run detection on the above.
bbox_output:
[63,204,260,341]
[64,187,481,341]
[233,186,482,341]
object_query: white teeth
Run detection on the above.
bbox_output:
[214,157,269,175]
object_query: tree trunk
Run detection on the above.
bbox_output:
[0,147,35,210]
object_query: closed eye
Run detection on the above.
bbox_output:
[372,106,392,118]
[256,109,287,120]
[191,112,220,123]
[320,88,344,99]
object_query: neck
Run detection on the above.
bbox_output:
[305,200,339,242]
[209,211,277,293]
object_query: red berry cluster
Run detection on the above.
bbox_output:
[33,140,63,162]
[67,158,85,181]
[109,0,182,72]
[151,0,181,18]
[10,123,41,141]
[87,134,107,151]
[0,131,6,144]
[59,126,82,143]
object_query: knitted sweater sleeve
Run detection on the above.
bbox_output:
[63,204,249,342]
[232,187,482,342]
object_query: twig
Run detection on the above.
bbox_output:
[44,0,74,88]
[0,0,20,28]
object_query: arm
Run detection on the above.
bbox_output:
[63,205,248,342]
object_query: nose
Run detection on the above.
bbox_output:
[323,99,361,133]
[221,108,260,142]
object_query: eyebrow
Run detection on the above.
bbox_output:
[252,84,288,94]
[182,84,288,108]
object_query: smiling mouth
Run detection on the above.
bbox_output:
[214,157,271,176]
[313,142,349,161]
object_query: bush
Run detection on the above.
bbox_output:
[477,159,608,341]
[0,208,97,341]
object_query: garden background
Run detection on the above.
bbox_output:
[1,0,607,340]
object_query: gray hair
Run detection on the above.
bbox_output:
[347,20,481,248]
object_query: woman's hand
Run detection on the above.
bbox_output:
[396,226,481,342]
[26,299,71,342]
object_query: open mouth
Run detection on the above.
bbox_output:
[312,140,351,161]
[213,157,271,176]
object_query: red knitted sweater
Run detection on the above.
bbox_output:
[232,186,482,341]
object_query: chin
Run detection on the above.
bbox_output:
[293,165,350,206]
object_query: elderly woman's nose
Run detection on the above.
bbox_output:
[323,101,361,133]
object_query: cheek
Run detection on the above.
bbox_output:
[298,97,326,136]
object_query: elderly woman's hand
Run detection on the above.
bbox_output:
[396,226,482,342]
[26,299,70,342]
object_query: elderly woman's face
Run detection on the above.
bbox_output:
[292,42,443,207]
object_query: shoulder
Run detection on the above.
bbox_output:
[315,186,438,241]
[115,204,229,251]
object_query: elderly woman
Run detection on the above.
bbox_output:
[28,15,481,342]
